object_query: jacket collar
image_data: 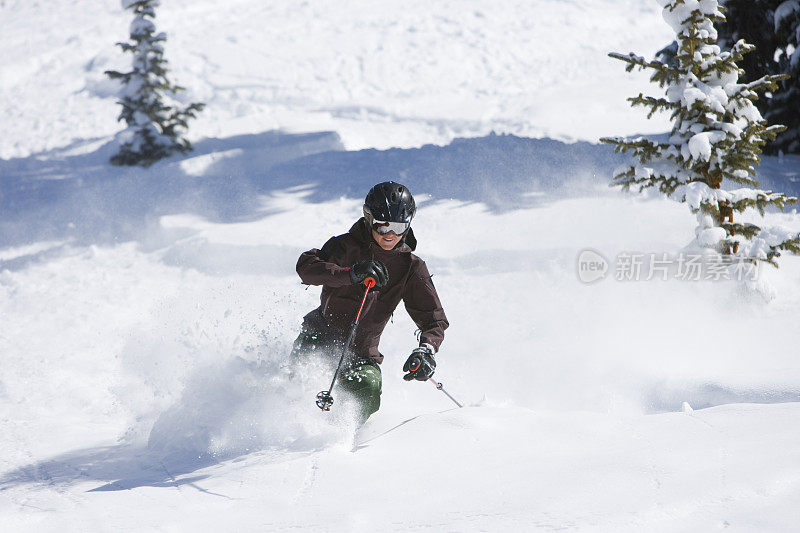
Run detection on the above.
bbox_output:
[349,217,417,252]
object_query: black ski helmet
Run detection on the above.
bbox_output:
[363,181,416,223]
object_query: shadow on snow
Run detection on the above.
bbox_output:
[0,443,220,494]
[0,130,626,253]
[2,129,798,260]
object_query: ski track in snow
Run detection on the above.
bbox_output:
[2,0,800,530]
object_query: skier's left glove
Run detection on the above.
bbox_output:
[402,344,436,381]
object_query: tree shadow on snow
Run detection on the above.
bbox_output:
[5,127,796,271]
[0,130,344,250]
[0,439,320,496]
[0,443,223,494]
[0,129,627,255]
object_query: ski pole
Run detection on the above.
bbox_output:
[427,377,464,408]
[407,357,464,408]
[316,277,375,411]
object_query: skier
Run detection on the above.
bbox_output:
[292,181,449,422]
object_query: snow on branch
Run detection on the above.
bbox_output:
[674,181,798,214]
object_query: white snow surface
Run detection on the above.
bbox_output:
[2,0,800,531]
[0,0,674,159]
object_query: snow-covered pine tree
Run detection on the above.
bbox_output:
[768,1,800,153]
[601,0,800,267]
[105,0,204,167]
[657,1,782,126]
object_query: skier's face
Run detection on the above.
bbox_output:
[372,228,401,250]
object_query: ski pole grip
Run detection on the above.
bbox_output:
[364,277,376,288]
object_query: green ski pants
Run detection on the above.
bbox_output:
[291,327,382,422]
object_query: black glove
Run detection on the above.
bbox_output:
[403,345,436,381]
[349,259,389,288]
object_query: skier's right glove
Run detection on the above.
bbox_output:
[349,259,389,288]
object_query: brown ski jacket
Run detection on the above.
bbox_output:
[296,218,448,364]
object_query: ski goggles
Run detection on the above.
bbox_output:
[371,218,410,235]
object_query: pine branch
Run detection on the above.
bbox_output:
[627,94,679,118]
[764,235,800,267]
[600,137,667,160]
[777,236,800,255]
[721,222,761,239]
[729,193,799,215]
[608,52,681,86]
[743,74,790,94]
[721,169,758,187]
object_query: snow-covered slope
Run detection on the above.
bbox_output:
[2,0,800,531]
[4,403,800,531]
[0,0,674,158]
